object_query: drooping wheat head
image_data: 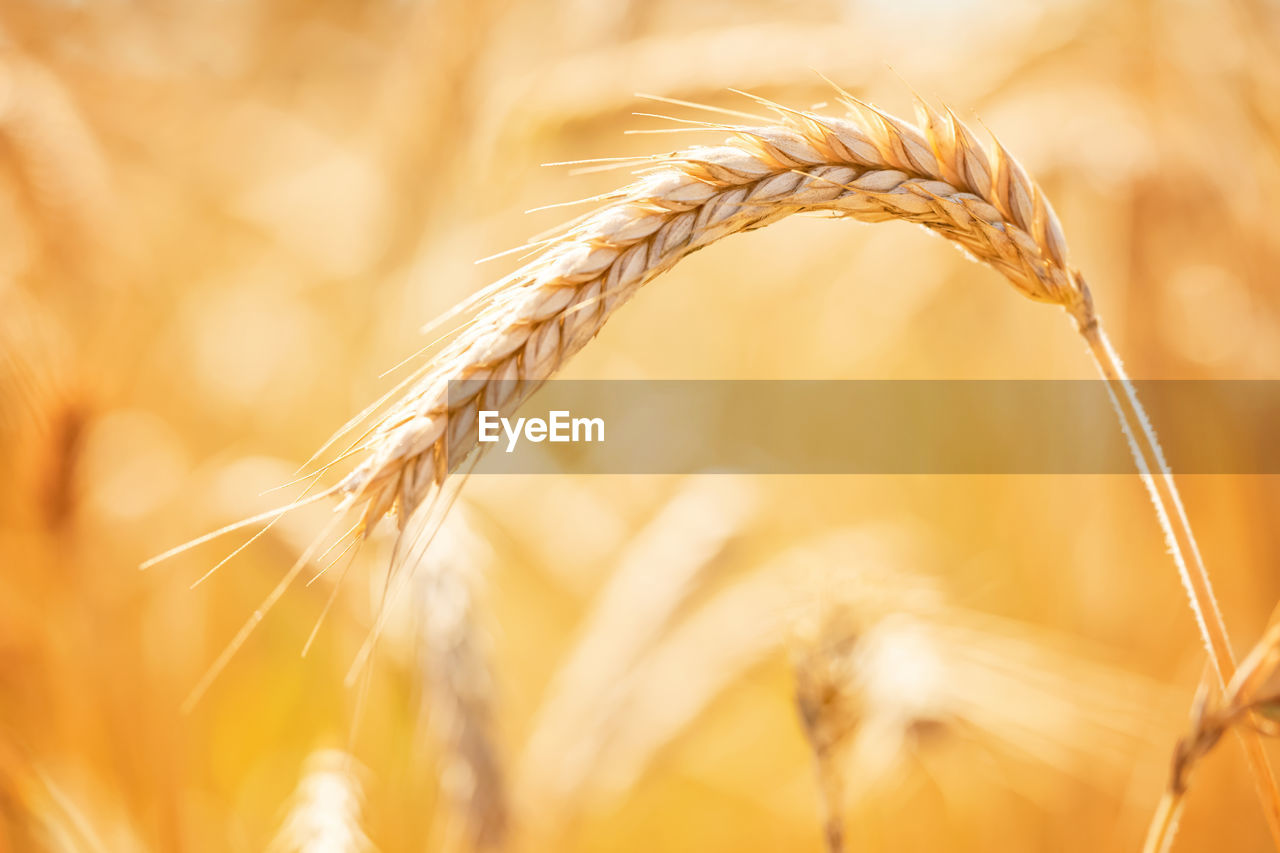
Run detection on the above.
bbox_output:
[333,90,1093,534]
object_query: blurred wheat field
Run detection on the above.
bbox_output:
[4,0,1280,851]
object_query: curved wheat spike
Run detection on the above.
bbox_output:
[282,88,1280,838]
[338,96,1092,526]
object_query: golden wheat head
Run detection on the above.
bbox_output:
[335,92,1094,533]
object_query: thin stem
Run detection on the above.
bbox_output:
[813,750,846,853]
[1143,792,1186,853]
[1076,312,1280,849]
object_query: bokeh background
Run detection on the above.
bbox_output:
[3,0,1280,850]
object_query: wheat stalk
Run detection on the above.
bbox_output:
[413,515,507,851]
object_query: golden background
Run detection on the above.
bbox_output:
[3,0,1280,850]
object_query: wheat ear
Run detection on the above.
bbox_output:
[338,93,1097,523]
[1147,622,1280,853]
[326,88,1280,839]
